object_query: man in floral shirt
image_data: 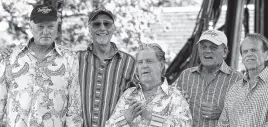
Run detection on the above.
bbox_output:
[105,43,192,127]
[0,5,82,127]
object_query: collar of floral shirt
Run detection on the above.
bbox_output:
[190,60,231,75]
[242,67,268,86]
[134,78,169,96]
[87,42,123,59]
[17,37,63,57]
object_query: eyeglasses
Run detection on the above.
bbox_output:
[91,21,113,29]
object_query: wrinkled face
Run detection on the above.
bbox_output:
[198,40,227,67]
[241,38,268,71]
[137,49,163,89]
[89,14,115,45]
[30,20,58,46]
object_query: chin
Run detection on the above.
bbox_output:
[95,37,110,45]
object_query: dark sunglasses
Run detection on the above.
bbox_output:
[91,21,113,29]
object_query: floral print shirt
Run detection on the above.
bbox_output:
[105,79,192,127]
[0,39,82,127]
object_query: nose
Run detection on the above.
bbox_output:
[203,47,212,53]
[99,23,106,30]
[43,27,50,35]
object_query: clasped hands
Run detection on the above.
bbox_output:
[124,100,152,124]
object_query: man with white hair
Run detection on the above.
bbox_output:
[175,29,242,127]
[0,5,82,127]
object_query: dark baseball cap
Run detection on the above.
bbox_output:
[30,5,57,23]
[88,8,115,21]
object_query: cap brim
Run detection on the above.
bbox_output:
[31,16,57,23]
[89,11,114,21]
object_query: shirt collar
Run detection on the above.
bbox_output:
[135,78,169,95]
[243,67,268,84]
[87,42,122,58]
[18,38,63,56]
[190,61,231,74]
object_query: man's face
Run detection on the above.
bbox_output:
[30,20,58,46]
[241,38,268,71]
[89,14,115,45]
[198,40,227,67]
[137,49,163,87]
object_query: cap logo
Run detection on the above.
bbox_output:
[203,30,218,37]
[37,6,52,14]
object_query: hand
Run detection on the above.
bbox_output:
[0,44,15,60]
[141,107,152,121]
[201,102,222,120]
[124,100,143,124]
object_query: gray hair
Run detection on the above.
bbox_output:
[240,33,268,66]
[136,43,166,77]
[240,33,268,54]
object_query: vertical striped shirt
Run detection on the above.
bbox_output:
[218,67,268,127]
[175,61,242,127]
[78,42,136,127]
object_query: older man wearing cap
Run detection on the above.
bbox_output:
[78,8,136,127]
[218,33,268,127]
[0,5,82,127]
[174,29,242,127]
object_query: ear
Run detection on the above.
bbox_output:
[265,51,268,61]
[223,45,229,59]
[29,21,35,34]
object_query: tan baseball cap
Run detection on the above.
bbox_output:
[197,29,227,46]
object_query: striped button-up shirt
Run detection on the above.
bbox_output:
[175,61,242,127]
[78,42,136,127]
[218,67,268,127]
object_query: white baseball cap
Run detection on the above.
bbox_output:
[197,29,228,46]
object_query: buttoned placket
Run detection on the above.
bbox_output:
[92,60,107,127]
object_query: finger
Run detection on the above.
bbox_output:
[130,102,140,111]
[201,110,212,116]
[134,103,143,111]
[133,103,143,112]
[7,47,13,53]
[129,100,138,106]
[3,50,11,56]
[9,44,16,48]
[135,109,143,116]
[1,51,9,58]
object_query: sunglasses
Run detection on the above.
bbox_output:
[91,21,113,29]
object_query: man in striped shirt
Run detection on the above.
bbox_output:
[218,33,268,127]
[78,8,136,127]
[175,29,242,127]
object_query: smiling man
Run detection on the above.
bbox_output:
[78,8,136,127]
[218,33,268,127]
[175,29,242,127]
[0,5,82,127]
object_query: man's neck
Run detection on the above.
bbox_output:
[93,42,112,61]
[248,65,265,80]
[201,64,221,75]
[29,42,53,61]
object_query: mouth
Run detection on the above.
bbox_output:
[203,56,213,60]
[141,72,150,75]
[97,33,108,36]
[246,59,256,62]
